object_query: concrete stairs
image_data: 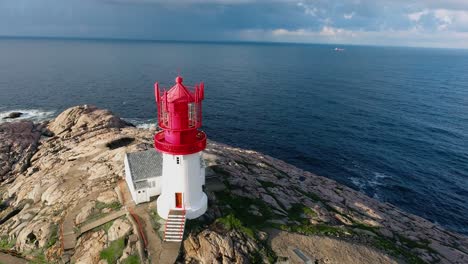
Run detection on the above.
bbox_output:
[163,210,186,242]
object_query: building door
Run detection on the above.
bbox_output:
[175,192,183,208]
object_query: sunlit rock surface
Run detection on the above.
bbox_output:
[0,105,466,264]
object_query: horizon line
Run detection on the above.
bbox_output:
[0,35,466,51]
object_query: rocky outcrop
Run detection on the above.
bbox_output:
[107,219,132,241]
[0,106,145,263]
[0,105,466,264]
[184,229,259,263]
[2,112,23,119]
[72,230,107,264]
[0,121,43,182]
[47,105,131,136]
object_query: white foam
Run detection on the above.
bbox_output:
[368,172,390,188]
[136,123,157,129]
[0,109,56,124]
[122,118,157,130]
[350,177,365,190]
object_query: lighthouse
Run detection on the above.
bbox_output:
[153,76,208,220]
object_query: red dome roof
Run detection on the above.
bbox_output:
[166,76,194,103]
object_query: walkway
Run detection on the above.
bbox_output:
[79,209,126,234]
[62,192,99,251]
[0,251,27,264]
[118,179,182,264]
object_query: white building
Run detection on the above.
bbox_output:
[156,151,207,219]
[124,149,163,204]
[124,148,207,213]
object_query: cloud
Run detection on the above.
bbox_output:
[408,10,429,22]
[239,26,468,48]
[297,2,318,16]
[2,0,468,48]
[343,12,355,19]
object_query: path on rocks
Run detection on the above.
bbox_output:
[118,179,182,264]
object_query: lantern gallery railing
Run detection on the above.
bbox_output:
[154,131,207,155]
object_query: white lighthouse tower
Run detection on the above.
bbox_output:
[153,76,208,220]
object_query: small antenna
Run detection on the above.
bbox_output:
[177,68,181,77]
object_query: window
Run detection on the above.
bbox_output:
[176,157,180,164]
[188,103,196,127]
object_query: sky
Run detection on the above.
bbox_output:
[1,0,468,49]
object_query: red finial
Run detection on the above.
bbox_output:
[176,76,183,84]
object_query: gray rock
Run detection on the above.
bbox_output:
[3,112,23,119]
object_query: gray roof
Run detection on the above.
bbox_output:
[126,149,163,184]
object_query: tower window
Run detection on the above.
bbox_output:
[176,157,180,164]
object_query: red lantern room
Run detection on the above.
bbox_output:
[153,76,207,155]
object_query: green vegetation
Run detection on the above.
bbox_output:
[210,165,231,177]
[121,255,140,264]
[95,201,122,211]
[23,248,48,264]
[100,237,126,264]
[80,201,122,228]
[215,191,279,263]
[288,203,317,222]
[215,191,275,228]
[92,219,115,233]
[149,208,162,230]
[185,218,208,236]
[214,181,430,264]
[396,234,437,254]
[351,222,379,233]
[295,188,323,202]
[257,180,279,189]
[0,236,15,250]
[373,236,427,264]
[46,224,59,248]
[216,214,255,239]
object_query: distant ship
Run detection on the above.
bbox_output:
[334,47,345,51]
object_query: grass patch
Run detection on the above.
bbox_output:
[351,222,379,233]
[296,189,323,203]
[215,191,275,228]
[217,214,255,239]
[216,213,278,263]
[80,202,121,228]
[96,201,122,211]
[46,224,59,248]
[149,209,161,228]
[0,236,15,250]
[288,203,317,223]
[258,180,279,189]
[374,236,426,264]
[92,219,115,233]
[215,190,281,262]
[121,255,140,264]
[396,234,437,254]
[185,218,209,235]
[100,237,126,264]
[23,248,47,264]
[287,223,349,237]
[210,165,231,177]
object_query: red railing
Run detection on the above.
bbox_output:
[154,131,206,155]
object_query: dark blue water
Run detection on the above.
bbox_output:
[1,38,467,234]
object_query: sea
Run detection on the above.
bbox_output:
[0,37,467,235]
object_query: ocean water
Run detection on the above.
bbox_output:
[0,38,467,234]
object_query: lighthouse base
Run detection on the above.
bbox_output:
[156,192,208,220]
